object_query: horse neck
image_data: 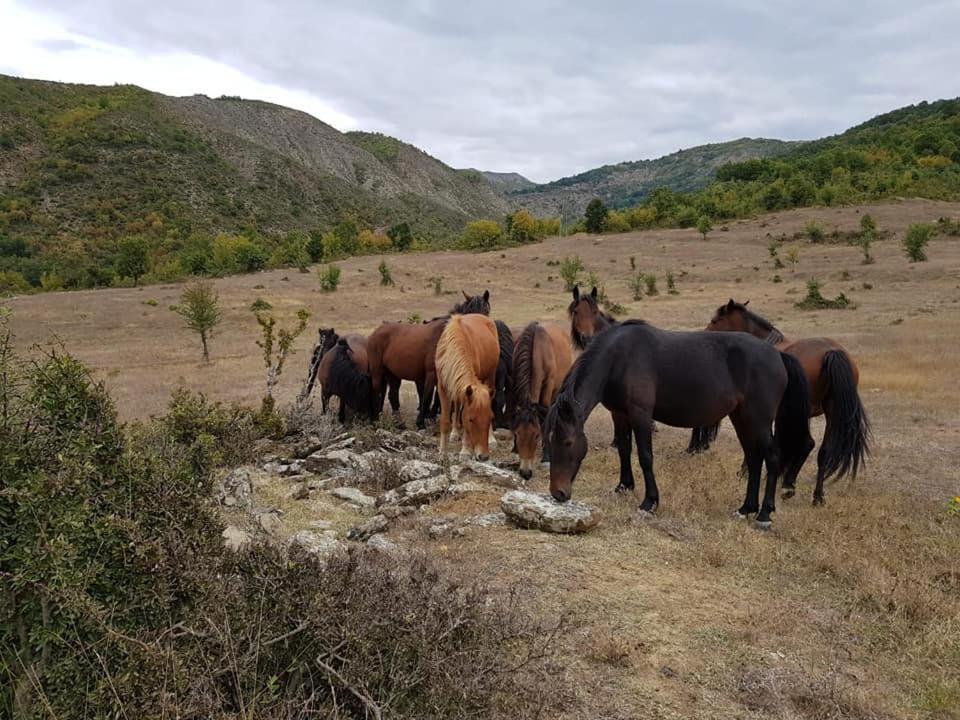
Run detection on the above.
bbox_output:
[569,353,608,421]
[741,314,784,344]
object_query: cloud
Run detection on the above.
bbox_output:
[3,0,959,182]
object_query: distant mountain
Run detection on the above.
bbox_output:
[511,138,798,218]
[477,170,536,193]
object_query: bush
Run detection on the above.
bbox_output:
[604,210,630,233]
[431,275,443,295]
[805,221,826,243]
[795,279,852,310]
[903,223,933,262]
[666,270,678,294]
[644,274,659,296]
[359,228,391,251]
[696,215,712,240]
[249,297,272,312]
[0,269,31,295]
[463,219,503,250]
[585,198,608,233]
[378,259,395,286]
[559,255,584,291]
[936,216,960,236]
[629,272,644,300]
[319,264,342,292]
[387,222,414,251]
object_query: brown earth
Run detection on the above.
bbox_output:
[7,198,960,719]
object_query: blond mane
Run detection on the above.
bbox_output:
[436,315,490,405]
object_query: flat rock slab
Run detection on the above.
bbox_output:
[347,514,389,541]
[500,490,601,534]
[288,530,341,561]
[454,460,523,488]
[399,459,444,482]
[330,486,376,508]
[377,475,450,507]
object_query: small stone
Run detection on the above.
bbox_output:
[292,483,310,500]
[305,449,369,474]
[218,467,253,508]
[330,486,376,509]
[460,460,523,488]
[428,522,455,539]
[377,475,450,507]
[280,460,306,476]
[381,505,416,519]
[500,490,600,534]
[307,477,338,491]
[222,525,252,551]
[255,510,283,535]
[448,482,499,496]
[347,514,389,541]
[465,512,508,527]
[399,459,443,482]
[367,533,398,552]
[288,530,340,560]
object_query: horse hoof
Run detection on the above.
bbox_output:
[614,484,634,494]
[734,511,749,520]
[781,488,796,499]
[812,496,825,507]
[754,519,773,531]
[633,509,654,522]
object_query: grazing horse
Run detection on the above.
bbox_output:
[568,286,617,350]
[545,321,813,528]
[301,328,396,413]
[511,322,574,479]
[323,339,374,423]
[436,314,500,460]
[368,290,491,426]
[693,299,870,505]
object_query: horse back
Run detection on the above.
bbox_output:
[458,314,499,381]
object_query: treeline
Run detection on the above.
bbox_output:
[461,208,560,250]
[576,98,960,233]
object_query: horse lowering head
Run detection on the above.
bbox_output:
[568,286,607,349]
[453,290,491,316]
[512,400,548,480]
[461,384,494,460]
[706,299,750,332]
[545,394,588,502]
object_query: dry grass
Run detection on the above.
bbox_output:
[7,198,960,719]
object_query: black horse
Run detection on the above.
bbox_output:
[300,327,339,400]
[545,320,813,527]
[325,339,374,423]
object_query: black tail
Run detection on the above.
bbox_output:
[494,320,514,429]
[775,352,814,472]
[819,350,870,480]
[686,423,720,454]
[327,340,373,415]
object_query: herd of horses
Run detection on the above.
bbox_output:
[303,287,870,528]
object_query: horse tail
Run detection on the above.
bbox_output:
[327,339,372,415]
[686,423,720,455]
[774,352,814,472]
[494,321,514,428]
[819,350,870,481]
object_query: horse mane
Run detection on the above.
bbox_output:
[436,316,489,403]
[326,340,372,412]
[495,320,513,373]
[512,322,538,406]
[720,301,784,344]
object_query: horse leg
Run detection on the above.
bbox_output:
[781,433,815,500]
[337,397,346,425]
[321,388,330,414]
[632,416,659,513]
[438,386,451,457]
[387,375,401,415]
[755,430,781,529]
[416,371,437,430]
[813,436,831,506]
[612,411,635,493]
[729,410,763,518]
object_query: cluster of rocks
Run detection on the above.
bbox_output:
[218,426,602,561]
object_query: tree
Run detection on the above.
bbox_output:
[387,222,413,251]
[173,280,222,362]
[509,209,540,244]
[463,219,503,249]
[903,223,933,262]
[255,308,311,412]
[334,219,360,256]
[696,215,713,241]
[116,236,149,285]
[584,199,608,234]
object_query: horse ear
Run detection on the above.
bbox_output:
[743,299,750,306]
[572,286,580,302]
[462,290,470,301]
[727,299,736,310]
[482,290,489,302]
[591,286,598,299]
[556,396,576,423]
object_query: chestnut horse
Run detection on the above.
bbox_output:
[545,320,813,528]
[436,314,499,460]
[367,291,490,427]
[511,322,574,479]
[695,300,870,505]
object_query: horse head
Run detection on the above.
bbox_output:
[461,384,494,460]
[545,393,588,502]
[453,290,491,316]
[706,299,750,332]
[512,400,549,480]
[568,285,606,349]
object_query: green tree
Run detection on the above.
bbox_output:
[387,222,414,251]
[509,209,540,244]
[319,264,341,292]
[696,215,713,241]
[306,230,325,262]
[116,236,149,285]
[584,198,608,234]
[173,280,222,362]
[463,219,503,249]
[334,219,360,256]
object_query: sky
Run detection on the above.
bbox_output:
[1,0,958,183]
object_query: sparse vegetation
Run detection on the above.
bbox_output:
[249,297,272,312]
[768,240,785,269]
[859,214,878,264]
[903,223,934,262]
[795,279,852,309]
[431,275,443,295]
[805,220,826,243]
[560,256,584,291]
[644,274,659,296]
[629,272,644,301]
[697,214,713,240]
[254,307,311,424]
[784,246,800,271]
[319,263,342,292]
[378,259,395,286]
[937,216,960,236]
[172,279,222,362]
[666,271,678,294]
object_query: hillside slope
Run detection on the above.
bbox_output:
[512,138,797,217]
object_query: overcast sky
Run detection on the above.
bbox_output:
[2,0,958,182]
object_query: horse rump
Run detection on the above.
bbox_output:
[326,339,373,417]
[774,352,814,471]
[820,350,870,480]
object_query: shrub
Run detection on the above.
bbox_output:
[644,274,659,296]
[903,223,933,262]
[172,279,222,362]
[359,228,391,251]
[431,275,443,295]
[604,210,630,233]
[254,307,311,426]
[463,219,503,250]
[387,222,414,251]
[696,215,712,240]
[629,272,644,300]
[936,216,960,236]
[0,270,31,295]
[378,259,395,286]
[249,297,272,312]
[805,221,826,243]
[585,198,608,233]
[115,236,149,285]
[509,208,541,244]
[559,255,584,291]
[629,256,636,270]
[666,271,678,294]
[768,240,785,269]
[795,279,852,310]
[319,264,341,292]
[39,271,64,291]
[784,246,800,271]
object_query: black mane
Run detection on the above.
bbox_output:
[719,301,784,344]
[512,322,538,407]
[451,290,491,316]
[326,340,373,413]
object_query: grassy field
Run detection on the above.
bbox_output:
[6,198,960,718]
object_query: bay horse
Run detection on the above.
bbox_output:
[511,322,574,479]
[436,314,500,460]
[545,320,813,528]
[694,299,870,505]
[367,290,491,427]
[568,286,617,350]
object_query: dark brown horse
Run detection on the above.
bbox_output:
[546,320,813,528]
[567,286,617,350]
[323,338,375,423]
[511,322,574,479]
[694,299,870,505]
[367,290,491,427]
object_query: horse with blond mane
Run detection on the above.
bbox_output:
[435,314,499,460]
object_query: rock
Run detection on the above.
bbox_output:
[330,486,376,509]
[305,449,369,474]
[310,519,333,530]
[307,477,338,491]
[465,512,508,527]
[292,482,310,500]
[279,460,306,476]
[493,428,513,442]
[367,533,398,552]
[222,525,252,551]
[400,430,425,446]
[375,428,407,452]
[428,522,460,539]
[500,490,600,534]
[255,509,283,534]
[448,481,499,496]
[288,530,340,561]
[347,514,389,541]
[380,505,416,519]
[292,435,326,458]
[218,467,253,508]
[399,459,444,482]
[377,475,450,507]
[458,460,523,488]
[324,435,357,453]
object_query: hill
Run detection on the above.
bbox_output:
[477,170,536,192]
[511,138,797,217]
